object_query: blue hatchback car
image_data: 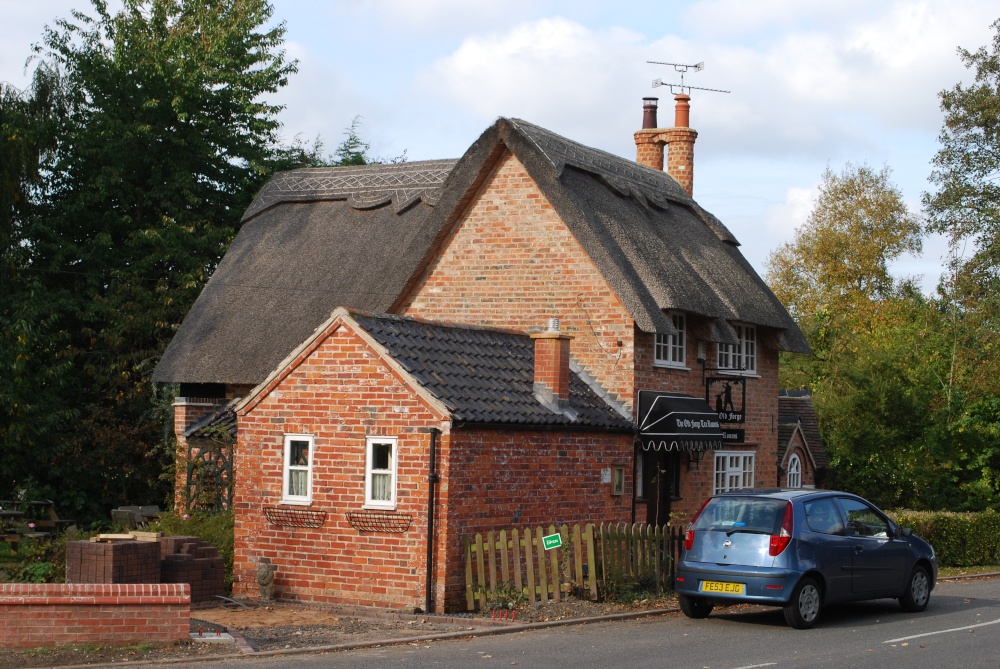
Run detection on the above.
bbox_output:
[675,489,937,628]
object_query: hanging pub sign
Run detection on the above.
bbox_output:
[705,376,746,424]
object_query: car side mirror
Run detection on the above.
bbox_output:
[898,526,912,538]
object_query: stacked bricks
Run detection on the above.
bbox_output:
[65,535,225,604]
[0,583,189,649]
[159,536,226,603]
[65,540,161,583]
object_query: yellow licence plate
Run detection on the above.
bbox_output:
[701,580,745,595]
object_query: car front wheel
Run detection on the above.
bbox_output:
[899,565,931,612]
[678,594,714,619]
[783,577,821,629]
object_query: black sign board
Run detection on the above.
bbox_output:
[637,391,724,452]
[705,376,746,424]
[722,428,745,443]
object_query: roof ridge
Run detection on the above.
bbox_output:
[242,159,459,221]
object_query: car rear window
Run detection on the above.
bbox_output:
[693,496,787,534]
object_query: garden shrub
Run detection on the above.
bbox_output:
[888,509,1000,567]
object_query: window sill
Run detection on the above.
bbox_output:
[714,369,760,378]
[279,498,312,506]
[363,503,397,511]
[653,362,691,371]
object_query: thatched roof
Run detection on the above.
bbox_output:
[154,160,457,385]
[155,118,806,386]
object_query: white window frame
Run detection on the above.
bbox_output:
[787,453,802,489]
[717,323,757,374]
[282,434,314,505]
[364,436,398,510]
[654,312,687,369]
[713,451,755,494]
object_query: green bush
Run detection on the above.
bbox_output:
[149,510,235,589]
[889,509,1000,567]
[0,529,82,583]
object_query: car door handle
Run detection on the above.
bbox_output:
[854,544,864,553]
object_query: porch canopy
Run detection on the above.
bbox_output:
[638,390,723,452]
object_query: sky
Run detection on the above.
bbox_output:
[2,0,998,292]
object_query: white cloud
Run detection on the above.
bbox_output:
[418,17,649,149]
[764,185,819,241]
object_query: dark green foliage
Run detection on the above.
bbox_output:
[1,0,296,522]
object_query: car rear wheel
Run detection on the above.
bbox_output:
[783,577,821,629]
[899,565,930,612]
[678,594,714,619]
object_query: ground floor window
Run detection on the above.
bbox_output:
[714,451,755,493]
[282,434,313,504]
[786,453,802,489]
[365,436,397,509]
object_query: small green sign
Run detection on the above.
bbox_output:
[542,533,562,550]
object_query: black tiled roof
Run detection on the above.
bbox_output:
[352,312,633,430]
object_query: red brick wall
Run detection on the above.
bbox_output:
[0,583,189,648]
[440,428,633,610]
[233,319,635,612]
[234,323,442,612]
[401,151,636,406]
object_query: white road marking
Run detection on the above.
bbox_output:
[883,617,1000,643]
[732,664,777,669]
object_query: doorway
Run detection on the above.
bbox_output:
[641,449,680,526]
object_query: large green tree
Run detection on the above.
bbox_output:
[766,164,937,508]
[1,0,297,519]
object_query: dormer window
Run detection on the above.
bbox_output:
[717,323,756,374]
[654,312,687,369]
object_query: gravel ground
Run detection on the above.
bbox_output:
[0,594,678,668]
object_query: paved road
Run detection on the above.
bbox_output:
[165,577,1000,669]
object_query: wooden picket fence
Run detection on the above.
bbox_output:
[463,522,682,611]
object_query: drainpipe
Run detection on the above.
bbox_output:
[423,427,440,613]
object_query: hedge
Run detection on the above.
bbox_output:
[888,508,1000,567]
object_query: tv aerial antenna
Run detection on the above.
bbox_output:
[647,61,730,96]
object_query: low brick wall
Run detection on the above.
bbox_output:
[0,583,190,649]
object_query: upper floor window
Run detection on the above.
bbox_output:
[365,436,398,509]
[717,323,756,374]
[714,451,755,494]
[786,453,802,489]
[654,313,686,368]
[282,434,313,504]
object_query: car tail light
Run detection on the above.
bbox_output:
[769,501,793,556]
[684,497,712,552]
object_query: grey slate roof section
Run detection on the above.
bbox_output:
[778,390,828,470]
[352,312,634,430]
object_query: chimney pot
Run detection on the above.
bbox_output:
[673,93,691,127]
[642,97,659,129]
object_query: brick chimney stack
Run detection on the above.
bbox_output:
[532,318,572,402]
[634,94,699,195]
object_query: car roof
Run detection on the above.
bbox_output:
[711,488,860,502]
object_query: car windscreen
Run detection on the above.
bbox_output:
[693,496,787,534]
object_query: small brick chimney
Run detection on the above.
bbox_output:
[634,95,699,195]
[532,318,572,402]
